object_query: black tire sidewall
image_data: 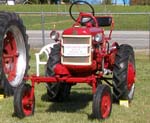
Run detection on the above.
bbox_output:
[0,12,29,96]
[14,84,35,118]
[113,44,135,102]
[45,43,71,102]
[93,84,112,119]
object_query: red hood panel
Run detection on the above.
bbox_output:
[62,27,103,35]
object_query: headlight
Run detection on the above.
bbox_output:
[94,33,102,42]
[50,31,59,41]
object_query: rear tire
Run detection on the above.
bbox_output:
[93,84,112,119]
[14,84,35,118]
[45,43,71,102]
[0,12,30,96]
[113,44,136,102]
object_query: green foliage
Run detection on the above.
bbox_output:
[131,0,150,5]
[31,0,39,4]
[102,0,112,4]
[63,0,70,3]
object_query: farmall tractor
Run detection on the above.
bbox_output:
[12,1,136,119]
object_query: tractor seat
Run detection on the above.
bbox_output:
[96,16,112,27]
[80,16,112,27]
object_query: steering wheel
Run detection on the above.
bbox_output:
[69,0,95,24]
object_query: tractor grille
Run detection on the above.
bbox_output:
[61,35,92,65]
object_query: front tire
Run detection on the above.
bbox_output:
[113,44,136,102]
[93,84,112,119]
[45,43,71,102]
[14,84,35,118]
[0,12,30,96]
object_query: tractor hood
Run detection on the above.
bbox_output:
[61,26,103,76]
[62,26,103,36]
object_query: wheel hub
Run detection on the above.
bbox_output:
[2,25,27,87]
[3,31,18,82]
[127,62,135,90]
[22,91,34,116]
[101,92,111,118]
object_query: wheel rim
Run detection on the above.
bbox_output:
[127,62,135,90]
[2,25,27,87]
[22,89,34,116]
[101,92,111,118]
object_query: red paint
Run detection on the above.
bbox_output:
[22,87,34,116]
[101,92,111,118]
[2,31,18,82]
[64,61,97,76]
[54,64,70,75]
[127,62,135,90]
[25,75,97,94]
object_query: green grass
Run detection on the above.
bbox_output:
[0,4,149,12]
[0,50,150,123]
[0,5,149,30]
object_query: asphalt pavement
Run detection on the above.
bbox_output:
[27,30,149,49]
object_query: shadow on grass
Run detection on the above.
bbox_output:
[41,90,106,121]
[42,91,92,113]
[0,89,4,94]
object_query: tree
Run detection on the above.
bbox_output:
[102,0,111,4]
[130,0,150,5]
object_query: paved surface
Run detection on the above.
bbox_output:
[27,30,149,49]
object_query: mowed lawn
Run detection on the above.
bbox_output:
[0,50,150,123]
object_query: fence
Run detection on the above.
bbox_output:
[16,12,150,55]
[16,12,150,30]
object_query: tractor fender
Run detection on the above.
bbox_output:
[54,64,70,75]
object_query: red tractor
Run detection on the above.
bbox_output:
[13,1,136,119]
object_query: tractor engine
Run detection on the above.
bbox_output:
[61,28,102,76]
[51,24,117,77]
